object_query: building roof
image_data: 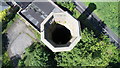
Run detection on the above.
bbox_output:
[13,0,34,9]
[32,2,55,15]
[16,2,32,9]
[20,1,55,30]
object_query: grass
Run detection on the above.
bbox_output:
[2,51,13,67]
[56,1,81,18]
[3,52,10,63]
[27,26,41,42]
[2,14,20,34]
[73,8,81,18]
[84,2,119,37]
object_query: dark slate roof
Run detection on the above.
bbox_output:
[20,1,55,30]
[6,2,14,6]
[33,2,55,15]
[13,0,34,9]
[21,8,44,29]
[16,2,32,9]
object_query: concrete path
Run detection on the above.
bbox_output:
[7,18,36,57]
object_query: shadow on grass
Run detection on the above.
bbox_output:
[55,2,107,37]
[77,3,107,37]
[44,44,59,67]
[2,5,20,32]
[107,62,120,68]
[2,33,9,54]
[10,54,21,68]
[2,33,14,68]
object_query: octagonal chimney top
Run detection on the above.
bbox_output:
[41,12,81,52]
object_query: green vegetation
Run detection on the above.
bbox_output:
[17,1,120,67]
[55,28,120,66]
[33,30,41,41]
[1,6,20,33]
[84,2,120,37]
[18,42,54,67]
[2,14,20,34]
[0,7,11,22]
[2,1,120,67]
[72,8,81,18]
[1,6,20,67]
[18,28,120,67]
[56,0,80,18]
[57,1,75,11]
[2,52,13,67]
[27,26,41,42]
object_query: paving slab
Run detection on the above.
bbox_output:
[7,19,36,57]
